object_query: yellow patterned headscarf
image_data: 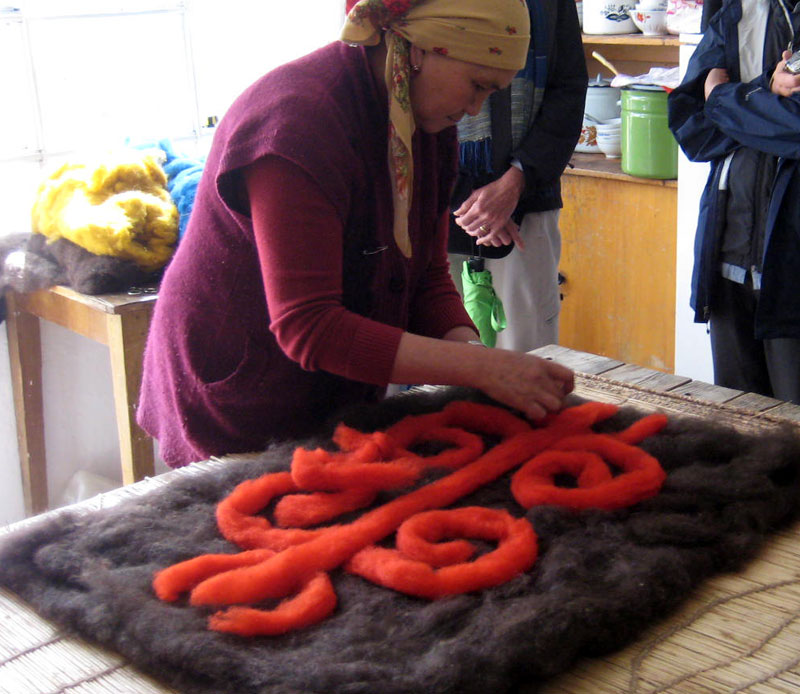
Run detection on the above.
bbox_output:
[342,0,530,258]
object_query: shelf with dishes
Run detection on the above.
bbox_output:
[581,32,680,47]
[575,24,680,181]
[582,37,678,82]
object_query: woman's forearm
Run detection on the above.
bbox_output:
[390,332,575,421]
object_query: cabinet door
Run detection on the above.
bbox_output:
[558,174,677,372]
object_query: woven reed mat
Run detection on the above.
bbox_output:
[1,372,799,694]
[0,462,212,694]
[540,373,800,694]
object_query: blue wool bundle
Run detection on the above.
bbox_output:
[159,139,205,239]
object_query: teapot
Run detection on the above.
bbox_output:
[585,74,622,123]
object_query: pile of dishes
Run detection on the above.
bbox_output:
[595,117,621,158]
[630,0,668,35]
[575,75,621,154]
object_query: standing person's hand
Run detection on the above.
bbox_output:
[453,166,526,249]
[771,50,800,96]
[704,67,730,100]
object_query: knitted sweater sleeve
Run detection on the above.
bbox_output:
[244,155,403,386]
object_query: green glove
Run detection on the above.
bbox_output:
[460,260,506,348]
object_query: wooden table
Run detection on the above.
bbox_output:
[5,285,158,516]
[2,345,800,693]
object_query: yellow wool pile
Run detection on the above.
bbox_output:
[32,152,179,272]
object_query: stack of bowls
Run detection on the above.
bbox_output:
[630,0,668,35]
[575,76,621,154]
[595,117,621,158]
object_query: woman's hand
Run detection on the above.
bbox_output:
[704,67,729,100]
[391,333,574,422]
[771,50,800,97]
[453,166,526,250]
[471,349,574,421]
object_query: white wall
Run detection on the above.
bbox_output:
[1,1,345,524]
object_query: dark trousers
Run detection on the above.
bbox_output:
[709,276,800,404]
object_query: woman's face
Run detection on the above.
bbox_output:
[409,46,518,133]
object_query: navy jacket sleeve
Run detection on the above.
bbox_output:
[704,79,800,159]
[669,7,800,162]
[668,16,742,162]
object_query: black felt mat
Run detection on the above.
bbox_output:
[2,387,800,694]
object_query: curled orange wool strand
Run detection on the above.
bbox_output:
[153,401,668,636]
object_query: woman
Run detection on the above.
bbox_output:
[138,0,575,467]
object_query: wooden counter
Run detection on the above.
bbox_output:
[566,152,677,188]
[559,154,678,372]
[556,30,681,372]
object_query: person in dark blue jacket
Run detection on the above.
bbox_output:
[668,0,800,403]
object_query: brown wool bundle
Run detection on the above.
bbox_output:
[1,386,800,694]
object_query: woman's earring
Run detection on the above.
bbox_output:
[411,64,421,74]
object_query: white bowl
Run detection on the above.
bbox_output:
[575,122,600,153]
[631,8,667,34]
[597,138,621,158]
[582,0,637,34]
[635,0,666,10]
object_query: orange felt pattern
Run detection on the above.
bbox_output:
[153,548,275,602]
[153,401,667,636]
[346,507,537,598]
[511,414,668,511]
[208,572,337,636]
[274,488,377,528]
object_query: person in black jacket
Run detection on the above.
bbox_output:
[447,0,587,351]
[668,0,800,403]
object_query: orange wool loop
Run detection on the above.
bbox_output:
[291,446,422,492]
[346,507,537,599]
[396,506,519,567]
[153,548,275,602]
[333,426,397,457]
[216,472,324,550]
[542,400,620,431]
[511,432,667,510]
[274,487,377,528]
[403,426,486,470]
[208,571,337,636]
[613,412,669,444]
[515,450,613,490]
[387,400,532,447]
